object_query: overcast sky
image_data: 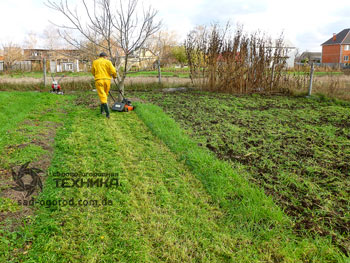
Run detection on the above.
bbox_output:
[1,0,349,52]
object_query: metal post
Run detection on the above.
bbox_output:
[308,62,314,97]
[43,58,47,86]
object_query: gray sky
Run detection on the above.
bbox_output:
[1,0,349,52]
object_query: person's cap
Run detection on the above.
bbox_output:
[99,52,108,57]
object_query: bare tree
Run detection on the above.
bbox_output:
[24,32,38,49]
[145,30,179,83]
[146,31,179,63]
[46,0,161,99]
[2,42,24,71]
[42,26,65,50]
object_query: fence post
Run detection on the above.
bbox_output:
[157,58,161,84]
[307,62,314,96]
[43,58,47,86]
[270,64,275,91]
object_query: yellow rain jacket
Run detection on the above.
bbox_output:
[91,57,117,81]
[91,57,117,104]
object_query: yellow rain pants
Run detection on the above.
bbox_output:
[95,79,111,104]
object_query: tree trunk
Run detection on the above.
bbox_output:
[118,79,125,101]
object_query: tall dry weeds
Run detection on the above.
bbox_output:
[185,24,290,94]
[313,75,350,100]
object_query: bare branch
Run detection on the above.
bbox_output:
[46,0,161,98]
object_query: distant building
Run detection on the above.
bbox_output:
[123,48,157,70]
[0,48,83,72]
[282,40,297,68]
[296,52,321,64]
[321,29,350,67]
[23,48,82,72]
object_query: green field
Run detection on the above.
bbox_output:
[0,91,349,262]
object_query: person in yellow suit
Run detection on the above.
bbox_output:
[91,52,117,118]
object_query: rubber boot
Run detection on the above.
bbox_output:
[100,104,105,115]
[103,103,110,118]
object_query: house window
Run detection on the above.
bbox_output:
[64,63,73,71]
[344,45,350,51]
[344,56,349,61]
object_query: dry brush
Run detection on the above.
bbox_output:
[185,24,293,94]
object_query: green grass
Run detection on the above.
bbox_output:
[0,92,73,259]
[0,91,348,262]
[0,92,69,164]
[0,197,19,213]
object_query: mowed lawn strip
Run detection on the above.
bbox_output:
[11,107,151,263]
[135,102,347,262]
[10,102,295,262]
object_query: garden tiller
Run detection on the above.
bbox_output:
[50,74,65,95]
[109,79,134,112]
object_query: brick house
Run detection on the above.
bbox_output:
[321,28,350,67]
